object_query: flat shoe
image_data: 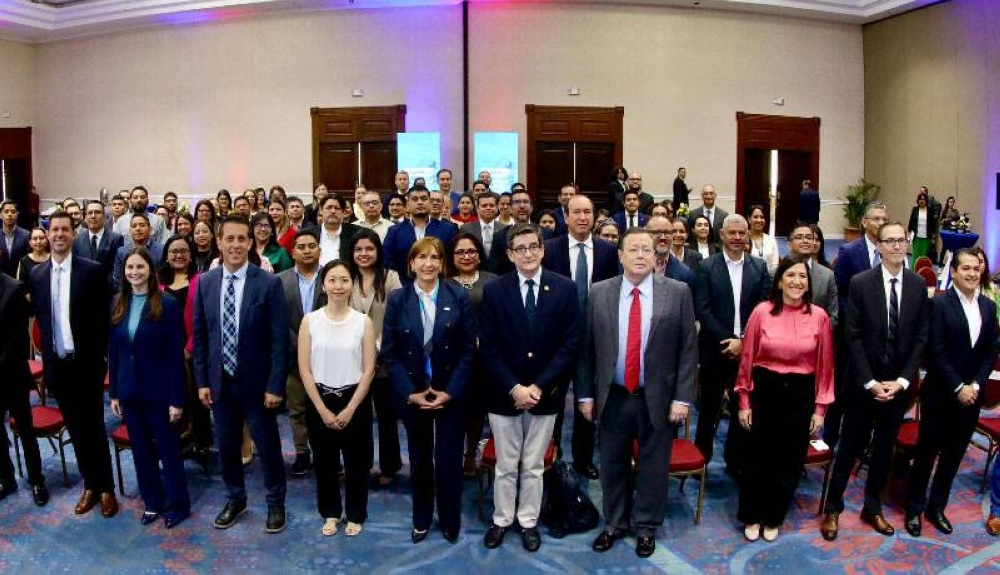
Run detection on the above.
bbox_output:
[743,524,760,541]
[411,528,428,543]
[345,522,363,537]
[140,511,160,526]
[762,526,778,542]
[322,518,340,537]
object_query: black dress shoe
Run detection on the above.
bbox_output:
[521,527,541,552]
[290,453,311,478]
[592,530,624,553]
[0,480,18,502]
[905,514,922,537]
[574,463,599,480]
[214,500,248,529]
[140,511,161,525]
[266,505,286,533]
[31,484,48,507]
[442,529,459,544]
[860,509,894,536]
[164,511,190,530]
[925,510,953,534]
[411,528,428,543]
[484,524,507,549]
[635,536,656,558]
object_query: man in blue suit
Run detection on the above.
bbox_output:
[612,189,650,231]
[549,184,577,238]
[542,194,618,479]
[481,223,580,552]
[73,200,124,286]
[798,179,820,224]
[383,185,456,283]
[112,213,162,291]
[0,200,30,278]
[193,216,290,533]
[486,189,553,275]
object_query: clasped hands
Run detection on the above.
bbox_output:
[720,338,742,359]
[869,381,904,403]
[320,405,356,430]
[957,384,978,407]
[408,388,452,410]
[512,383,542,410]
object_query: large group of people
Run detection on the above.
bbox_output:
[1,169,1000,560]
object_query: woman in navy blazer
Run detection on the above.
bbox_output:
[108,247,190,528]
[381,237,476,544]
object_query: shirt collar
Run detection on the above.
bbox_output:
[413,279,439,299]
[223,261,250,280]
[724,252,745,266]
[880,264,902,283]
[621,272,654,299]
[569,235,593,250]
[518,268,542,286]
[52,253,73,272]
[294,265,317,281]
[954,286,978,305]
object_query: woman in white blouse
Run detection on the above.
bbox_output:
[298,259,377,538]
[746,204,779,275]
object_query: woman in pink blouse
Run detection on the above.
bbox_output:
[735,257,834,542]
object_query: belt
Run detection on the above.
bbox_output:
[610,384,644,396]
[317,383,357,398]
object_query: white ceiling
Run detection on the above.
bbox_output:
[0,0,942,43]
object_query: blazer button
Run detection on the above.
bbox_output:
[527,352,533,358]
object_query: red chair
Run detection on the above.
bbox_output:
[804,437,834,514]
[10,406,71,486]
[477,435,557,523]
[917,266,937,288]
[632,419,707,524]
[913,256,933,274]
[970,357,1000,491]
[110,425,131,496]
[29,319,47,405]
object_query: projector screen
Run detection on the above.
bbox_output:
[474,132,519,194]
[397,132,441,190]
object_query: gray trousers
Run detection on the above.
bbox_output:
[488,411,557,529]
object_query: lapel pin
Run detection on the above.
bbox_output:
[443,307,451,311]
[543,285,550,292]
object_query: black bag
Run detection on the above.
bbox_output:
[540,460,600,538]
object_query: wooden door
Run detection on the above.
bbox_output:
[311,106,405,196]
[535,142,573,210]
[776,150,813,236]
[0,128,32,225]
[361,141,397,192]
[576,142,616,207]
[318,142,358,193]
[742,148,771,216]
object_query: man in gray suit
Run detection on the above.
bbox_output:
[788,222,838,328]
[579,227,698,558]
[277,228,324,477]
[687,184,729,242]
[460,192,507,262]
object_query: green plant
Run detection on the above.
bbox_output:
[842,179,881,228]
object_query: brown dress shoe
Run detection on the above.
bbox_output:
[820,512,840,541]
[99,492,119,518]
[74,490,98,515]
[986,515,1000,536]
[860,509,894,536]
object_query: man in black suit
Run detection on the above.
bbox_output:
[542,194,619,479]
[672,167,690,212]
[549,184,576,237]
[486,189,552,275]
[625,172,655,215]
[798,180,820,224]
[480,223,580,552]
[0,200,30,278]
[0,255,48,506]
[821,221,929,540]
[693,214,770,472]
[688,185,729,243]
[312,194,361,266]
[904,249,997,537]
[73,200,124,286]
[27,211,117,517]
[460,192,507,261]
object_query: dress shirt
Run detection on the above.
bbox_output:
[614,273,653,389]
[3,229,13,254]
[954,287,983,392]
[725,252,745,337]
[413,220,428,241]
[697,241,711,259]
[358,217,391,241]
[705,208,715,228]
[864,265,910,391]
[319,227,342,265]
[295,267,318,315]
[916,209,928,238]
[568,236,594,287]
[626,211,639,229]
[517,268,543,306]
[865,235,880,268]
[50,254,76,354]
[219,261,249,336]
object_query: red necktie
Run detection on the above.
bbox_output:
[625,286,641,393]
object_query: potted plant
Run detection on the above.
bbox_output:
[842,179,880,242]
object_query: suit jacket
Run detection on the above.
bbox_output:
[845,266,928,394]
[380,280,477,414]
[578,274,698,430]
[108,293,186,407]
[908,206,939,240]
[608,180,627,214]
[921,288,997,407]
[662,253,696,293]
[541,235,620,286]
[799,188,820,224]
[612,211,649,231]
[551,208,569,238]
[302,222,362,263]
[73,228,124,285]
[694,252,771,363]
[678,246,703,271]
[834,236,876,318]
[0,226,30,277]
[383,219,458,282]
[672,177,690,210]
[192,263,290,398]
[0,274,32,391]
[479,269,580,416]
[28,255,111,383]
[484,224,553,276]
[810,261,839,329]
[688,205,729,242]
[113,243,164,291]
[460,219,509,259]
[278,266,326,375]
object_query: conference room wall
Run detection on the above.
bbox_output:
[864,0,1000,260]
[0,38,35,129]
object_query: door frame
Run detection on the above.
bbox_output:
[311,106,406,193]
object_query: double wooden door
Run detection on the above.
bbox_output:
[311,106,405,195]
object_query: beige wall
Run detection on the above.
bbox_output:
[865,0,1000,258]
[0,38,36,129]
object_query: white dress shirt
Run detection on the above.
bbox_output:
[954,287,983,392]
[568,236,594,287]
[518,268,543,306]
[319,227,342,266]
[50,254,76,355]
[358,217,391,241]
[864,265,910,391]
[725,252,745,337]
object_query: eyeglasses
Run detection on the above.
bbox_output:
[254,224,272,231]
[512,199,532,206]
[454,249,479,258]
[649,230,674,236]
[168,248,190,256]
[879,238,909,247]
[509,244,542,256]
[362,200,380,206]
[790,234,814,242]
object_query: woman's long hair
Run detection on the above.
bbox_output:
[111,246,164,324]
[767,256,813,316]
[159,235,198,285]
[347,228,389,303]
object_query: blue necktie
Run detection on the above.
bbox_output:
[525,278,537,327]
[872,250,881,269]
[575,244,589,312]
[222,274,238,376]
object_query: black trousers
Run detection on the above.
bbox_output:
[822,324,851,450]
[0,383,43,486]
[737,368,815,527]
[905,397,979,516]
[551,392,595,469]
[50,357,114,492]
[372,375,402,476]
[121,400,190,519]
[694,358,745,468]
[826,391,907,514]
[183,357,213,449]
[402,404,464,533]
[306,387,373,523]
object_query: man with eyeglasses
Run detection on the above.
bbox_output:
[480,223,580,553]
[787,222,837,328]
[646,216,695,293]
[381,170,410,219]
[821,220,928,541]
[356,191,391,241]
[73,200,123,287]
[461,192,507,261]
[312,195,361,266]
[383,185,457,283]
[486,189,552,275]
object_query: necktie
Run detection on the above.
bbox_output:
[90,234,98,259]
[629,214,635,229]
[625,287,641,393]
[575,243,589,312]
[483,224,493,255]
[222,274,238,376]
[52,266,66,357]
[872,250,881,268]
[525,278,537,327]
[887,278,899,357]
[706,210,713,226]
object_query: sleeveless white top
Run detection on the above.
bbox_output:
[306,307,366,390]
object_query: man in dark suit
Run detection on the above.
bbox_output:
[310,194,362,266]
[0,200,30,278]
[787,222,838,328]
[904,249,997,537]
[193,216,290,533]
[480,223,580,553]
[542,195,619,479]
[460,192,507,261]
[693,214,770,472]
[112,213,163,291]
[549,184,576,237]
[0,260,48,506]
[625,172,655,214]
[277,228,325,478]
[647,216,695,292]
[486,189,552,275]
[613,189,650,231]
[381,170,409,219]
[687,184,729,242]
[27,211,117,516]
[384,185,457,282]
[672,167,691,212]
[73,200,124,286]
[579,227,698,558]
[821,220,929,540]
[798,180,820,224]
